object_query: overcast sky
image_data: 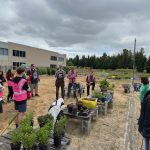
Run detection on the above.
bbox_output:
[0,0,150,57]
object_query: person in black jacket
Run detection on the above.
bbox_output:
[0,71,6,86]
[55,66,66,100]
[138,90,150,150]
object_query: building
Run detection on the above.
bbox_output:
[0,41,66,72]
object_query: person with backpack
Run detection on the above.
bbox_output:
[86,68,95,96]
[27,64,40,97]
[55,66,66,100]
[67,67,77,98]
[13,67,28,128]
[6,69,14,103]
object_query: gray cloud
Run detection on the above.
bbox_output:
[0,0,150,57]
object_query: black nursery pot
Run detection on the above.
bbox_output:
[38,144,49,150]
[54,134,62,148]
[23,145,37,150]
[11,143,21,150]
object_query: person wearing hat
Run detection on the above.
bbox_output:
[20,63,28,79]
[55,66,66,100]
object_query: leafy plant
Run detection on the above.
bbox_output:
[37,114,53,128]
[20,112,34,127]
[108,83,115,90]
[10,130,21,145]
[22,132,37,149]
[44,119,53,133]
[36,127,49,145]
[54,116,67,136]
[92,91,107,98]
[99,79,109,88]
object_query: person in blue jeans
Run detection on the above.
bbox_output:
[67,68,77,98]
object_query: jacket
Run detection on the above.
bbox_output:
[68,71,77,83]
[138,90,150,138]
[140,84,149,103]
[13,77,28,101]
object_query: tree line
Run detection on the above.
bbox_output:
[67,48,150,72]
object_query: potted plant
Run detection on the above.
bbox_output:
[53,116,67,147]
[37,114,53,128]
[36,127,49,150]
[24,112,34,127]
[22,132,37,150]
[10,130,21,150]
[99,79,109,91]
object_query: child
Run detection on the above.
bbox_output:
[0,83,4,113]
[6,69,14,103]
[13,67,28,127]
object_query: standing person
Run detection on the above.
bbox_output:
[21,63,28,79]
[86,69,95,96]
[0,83,4,113]
[6,69,14,103]
[27,64,40,97]
[55,66,66,100]
[138,91,150,149]
[67,67,77,98]
[13,67,28,128]
[140,77,149,104]
[0,71,6,103]
[0,71,6,86]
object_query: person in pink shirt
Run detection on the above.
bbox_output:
[67,67,77,98]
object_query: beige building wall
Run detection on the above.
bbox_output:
[8,42,66,68]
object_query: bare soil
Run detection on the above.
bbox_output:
[0,75,141,150]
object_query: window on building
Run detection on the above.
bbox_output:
[13,50,26,57]
[51,56,57,61]
[0,48,8,56]
[50,64,57,68]
[13,62,26,70]
[58,57,64,62]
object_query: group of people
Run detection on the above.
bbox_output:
[0,64,40,128]
[0,65,95,128]
[55,66,95,100]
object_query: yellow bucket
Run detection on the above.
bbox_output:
[79,97,97,109]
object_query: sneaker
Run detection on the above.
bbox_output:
[35,94,40,97]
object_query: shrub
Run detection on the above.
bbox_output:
[99,79,109,88]
[10,130,21,145]
[63,66,70,74]
[22,132,37,149]
[54,116,67,136]
[36,127,49,145]
[37,67,47,75]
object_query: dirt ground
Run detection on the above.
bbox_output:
[0,75,142,150]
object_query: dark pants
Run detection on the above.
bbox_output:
[7,86,13,102]
[67,83,76,98]
[56,84,64,100]
[0,101,3,113]
[87,83,95,96]
[145,138,150,150]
